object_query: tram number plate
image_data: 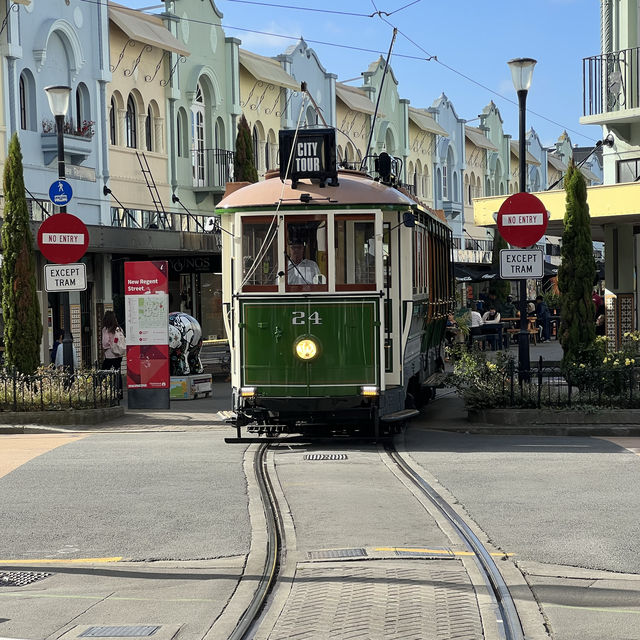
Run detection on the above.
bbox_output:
[292,311,322,325]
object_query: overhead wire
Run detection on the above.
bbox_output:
[79,0,596,143]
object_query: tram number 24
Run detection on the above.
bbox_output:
[292,311,322,325]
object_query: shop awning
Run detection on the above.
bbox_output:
[335,82,378,115]
[239,49,299,91]
[510,140,541,166]
[454,264,497,282]
[108,2,190,56]
[465,126,497,150]
[408,107,449,136]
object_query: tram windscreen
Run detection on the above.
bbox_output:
[241,218,278,288]
[335,216,376,288]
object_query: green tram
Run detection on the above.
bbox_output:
[217,129,454,438]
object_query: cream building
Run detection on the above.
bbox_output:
[406,106,447,204]
[238,49,298,179]
[335,82,375,169]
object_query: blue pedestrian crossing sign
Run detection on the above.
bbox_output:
[49,179,73,206]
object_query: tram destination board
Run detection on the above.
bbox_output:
[279,127,338,188]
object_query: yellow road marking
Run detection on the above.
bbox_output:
[0,434,88,478]
[374,547,513,557]
[0,557,122,564]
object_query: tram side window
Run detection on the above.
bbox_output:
[285,219,328,288]
[413,224,428,296]
[242,218,278,290]
[335,216,376,290]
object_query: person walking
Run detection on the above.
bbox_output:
[535,295,551,342]
[102,310,126,396]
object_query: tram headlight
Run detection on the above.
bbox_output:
[360,385,379,397]
[295,337,319,361]
[240,386,257,398]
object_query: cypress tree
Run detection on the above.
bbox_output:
[558,159,595,365]
[1,133,42,373]
[235,115,258,183]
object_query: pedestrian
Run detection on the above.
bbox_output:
[50,330,64,365]
[535,295,551,342]
[482,305,501,324]
[54,332,79,369]
[499,295,518,319]
[102,310,126,396]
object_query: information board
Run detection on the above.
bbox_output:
[124,261,169,408]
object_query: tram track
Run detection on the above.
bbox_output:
[227,438,525,640]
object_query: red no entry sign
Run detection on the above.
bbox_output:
[496,192,548,248]
[37,213,89,264]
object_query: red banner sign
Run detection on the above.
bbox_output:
[124,261,169,391]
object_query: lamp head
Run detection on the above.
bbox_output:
[507,58,537,92]
[44,85,71,117]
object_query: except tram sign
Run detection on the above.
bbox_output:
[496,192,549,248]
[37,213,89,264]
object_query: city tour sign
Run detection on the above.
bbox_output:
[37,213,89,264]
[496,192,548,248]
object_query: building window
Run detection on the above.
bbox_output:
[19,75,27,130]
[252,125,260,172]
[191,83,205,186]
[442,165,448,199]
[617,158,640,183]
[109,96,117,145]
[126,95,137,148]
[145,106,153,152]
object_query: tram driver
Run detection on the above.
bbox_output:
[287,239,322,285]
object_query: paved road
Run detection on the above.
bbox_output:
[408,393,640,640]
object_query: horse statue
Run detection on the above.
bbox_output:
[168,312,204,376]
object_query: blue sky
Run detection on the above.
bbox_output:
[121,0,602,148]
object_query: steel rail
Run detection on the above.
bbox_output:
[385,444,524,640]
[228,443,281,640]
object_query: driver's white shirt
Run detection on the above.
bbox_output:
[288,259,321,284]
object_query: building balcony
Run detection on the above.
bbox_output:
[41,133,93,166]
[581,47,640,132]
[191,149,235,202]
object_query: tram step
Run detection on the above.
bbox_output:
[380,409,419,423]
[423,372,448,388]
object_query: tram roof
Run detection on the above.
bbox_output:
[216,171,418,212]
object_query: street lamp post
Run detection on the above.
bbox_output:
[44,85,74,374]
[507,57,536,382]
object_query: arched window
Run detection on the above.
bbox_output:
[19,75,27,130]
[177,107,188,158]
[145,106,153,152]
[19,70,36,131]
[252,125,260,172]
[126,95,137,148]
[191,83,206,185]
[109,96,117,145]
[442,165,448,199]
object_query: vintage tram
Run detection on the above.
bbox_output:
[217,128,454,438]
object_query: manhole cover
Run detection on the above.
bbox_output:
[307,548,367,559]
[304,453,348,461]
[79,626,160,638]
[0,571,52,587]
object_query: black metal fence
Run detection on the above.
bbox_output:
[503,358,640,409]
[0,368,120,412]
